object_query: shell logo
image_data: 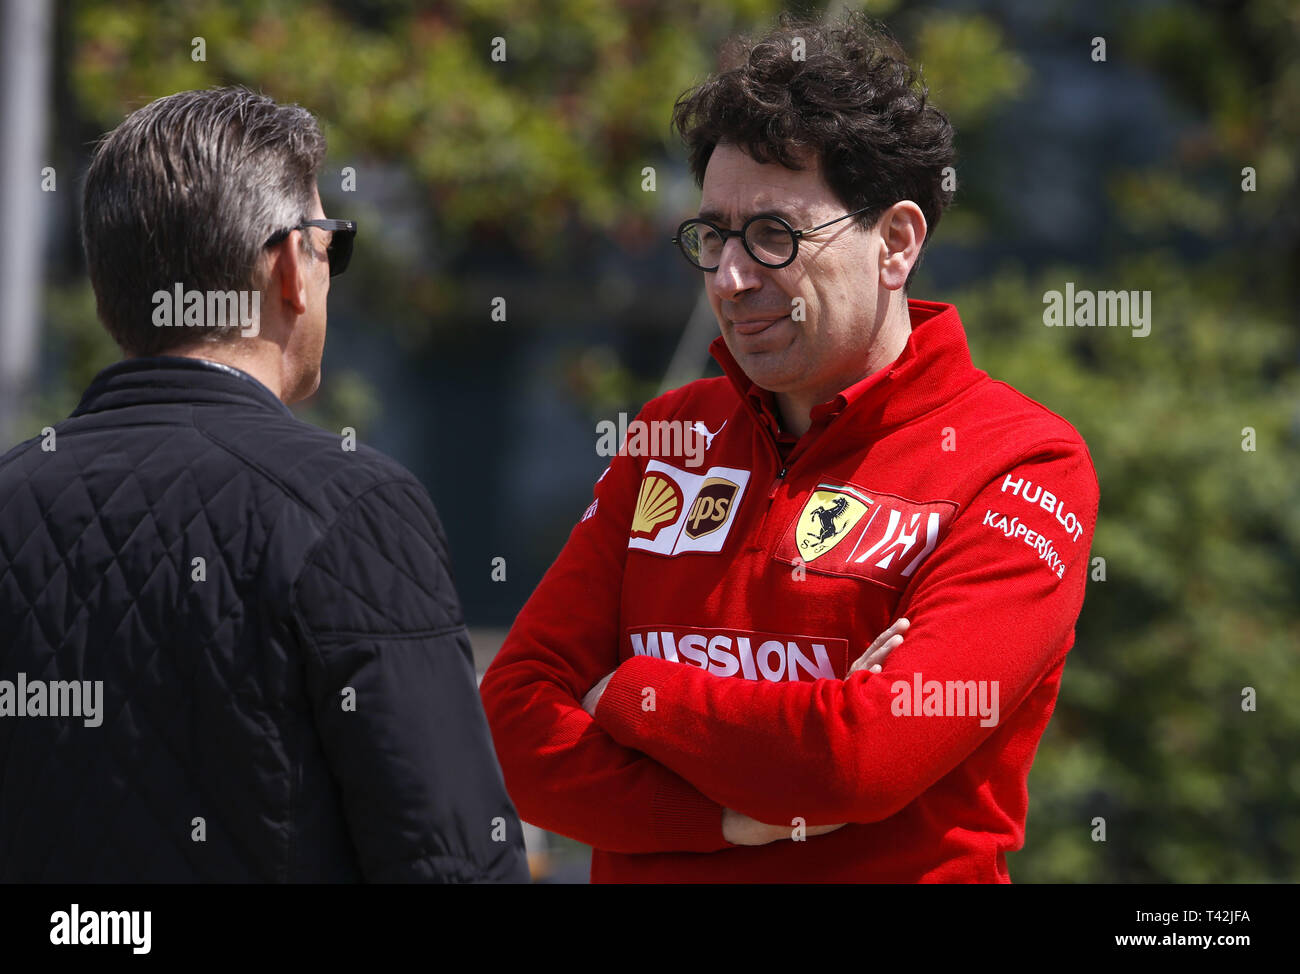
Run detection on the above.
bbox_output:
[631,473,683,540]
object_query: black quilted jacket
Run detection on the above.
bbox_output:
[0,357,529,883]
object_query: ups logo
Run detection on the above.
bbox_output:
[684,477,740,539]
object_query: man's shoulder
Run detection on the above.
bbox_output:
[194,408,427,524]
[971,378,1097,485]
[961,375,1089,449]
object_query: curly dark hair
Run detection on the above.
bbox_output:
[672,12,955,287]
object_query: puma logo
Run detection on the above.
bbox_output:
[690,420,727,451]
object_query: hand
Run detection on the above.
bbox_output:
[581,671,616,716]
[848,617,909,675]
[722,808,847,846]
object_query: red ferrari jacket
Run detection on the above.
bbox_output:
[480,299,1099,882]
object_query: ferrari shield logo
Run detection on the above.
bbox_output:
[795,485,871,562]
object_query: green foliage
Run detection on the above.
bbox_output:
[69,0,772,250]
[912,13,1028,127]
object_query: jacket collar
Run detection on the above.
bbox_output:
[72,356,293,418]
[709,299,983,436]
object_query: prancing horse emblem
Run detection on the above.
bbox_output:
[794,487,871,562]
[806,497,850,544]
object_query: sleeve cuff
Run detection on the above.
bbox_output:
[650,783,727,852]
[594,654,674,744]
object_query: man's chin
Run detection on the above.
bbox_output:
[731,346,801,395]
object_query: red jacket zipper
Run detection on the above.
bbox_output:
[733,393,790,547]
[737,392,861,550]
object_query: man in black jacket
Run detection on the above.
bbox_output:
[0,87,528,882]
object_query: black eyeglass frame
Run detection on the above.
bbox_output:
[264,219,357,277]
[672,204,875,271]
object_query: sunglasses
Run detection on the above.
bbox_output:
[264,219,356,277]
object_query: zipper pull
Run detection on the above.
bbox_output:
[767,467,788,501]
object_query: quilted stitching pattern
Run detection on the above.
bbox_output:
[0,358,527,883]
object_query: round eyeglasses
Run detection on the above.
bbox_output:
[672,205,874,271]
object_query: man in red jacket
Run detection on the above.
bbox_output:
[481,13,1099,882]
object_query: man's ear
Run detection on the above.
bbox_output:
[878,201,927,292]
[269,231,309,317]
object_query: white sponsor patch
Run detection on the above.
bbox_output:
[628,460,750,556]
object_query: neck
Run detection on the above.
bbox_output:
[166,340,286,401]
[774,296,912,437]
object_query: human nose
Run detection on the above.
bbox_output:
[709,235,763,301]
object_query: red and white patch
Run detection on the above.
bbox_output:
[774,482,958,591]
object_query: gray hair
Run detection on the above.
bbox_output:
[82,86,327,356]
